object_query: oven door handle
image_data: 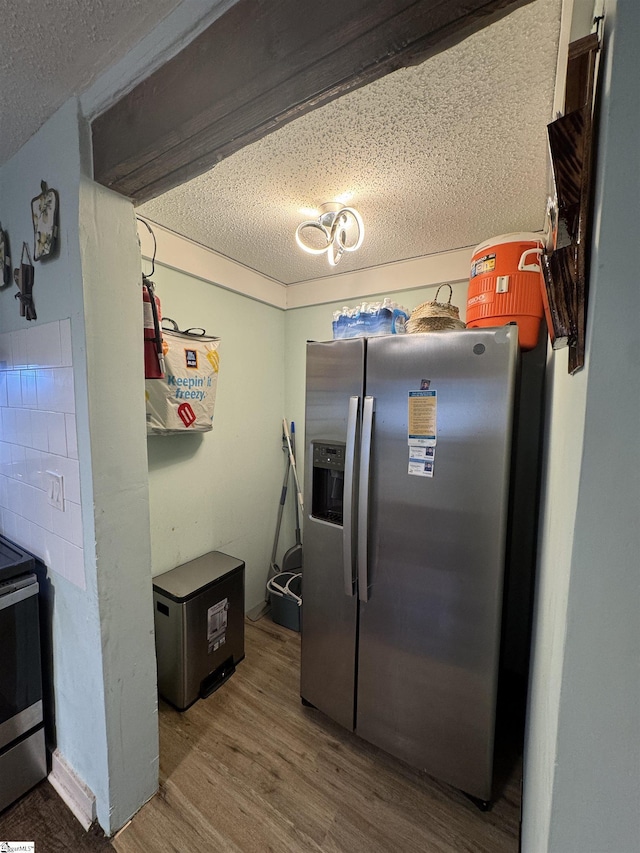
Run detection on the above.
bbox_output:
[0,581,39,610]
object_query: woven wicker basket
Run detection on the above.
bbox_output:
[407,285,466,334]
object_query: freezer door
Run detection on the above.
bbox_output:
[301,338,364,730]
[356,328,518,801]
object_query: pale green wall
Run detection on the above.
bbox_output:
[146,264,285,612]
[0,100,159,834]
[522,344,587,851]
[0,96,108,816]
[0,100,112,818]
[78,176,158,831]
[523,1,640,850]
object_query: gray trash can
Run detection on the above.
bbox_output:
[153,551,244,710]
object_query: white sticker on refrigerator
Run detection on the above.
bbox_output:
[408,445,435,460]
[408,458,434,477]
[408,390,437,446]
[207,598,229,653]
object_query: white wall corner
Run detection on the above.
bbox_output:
[48,749,97,832]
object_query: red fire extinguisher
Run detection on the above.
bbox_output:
[143,276,165,378]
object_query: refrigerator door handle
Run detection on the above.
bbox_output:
[342,395,360,596]
[358,395,375,603]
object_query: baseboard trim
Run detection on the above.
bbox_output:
[48,749,97,831]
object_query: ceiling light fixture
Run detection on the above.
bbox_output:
[295,202,364,266]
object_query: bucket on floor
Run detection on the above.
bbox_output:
[268,572,302,632]
[466,233,545,350]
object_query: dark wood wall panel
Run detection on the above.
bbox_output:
[92,0,532,204]
[542,32,599,373]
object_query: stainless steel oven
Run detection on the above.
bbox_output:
[0,543,46,812]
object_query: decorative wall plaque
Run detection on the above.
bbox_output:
[542,32,600,374]
[14,243,36,321]
[31,180,59,261]
[0,223,10,288]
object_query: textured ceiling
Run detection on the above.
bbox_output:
[139,0,562,285]
[0,0,183,165]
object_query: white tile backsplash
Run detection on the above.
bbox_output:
[1,508,17,542]
[29,321,62,369]
[2,407,17,444]
[0,443,10,478]
[6,477,24,517]
[15,408,31,446]
[29,521,46,562]
[64,540,86,590]
[53,499,83,548]
[65,413,78,459]
[21,482,43,524]
[9,443,26,480]
[11,329,28,369]
[6,372,21,407]
[0,320,85,589]
[30,409,49,451]
[45,528,65,573]
[36,368,55,411]
[47,411,67,456]
[24,448,43,489]
[21,370,38,408]
[53,367,75,414]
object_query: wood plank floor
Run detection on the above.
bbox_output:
[113,616,522,853]
[0,779,112,852]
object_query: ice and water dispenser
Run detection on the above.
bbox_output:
[311,442,345,525]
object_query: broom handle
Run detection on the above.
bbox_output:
[271,450,290,565]
[291,423,302,544]
[283,418,304,513]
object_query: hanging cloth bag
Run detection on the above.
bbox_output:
[146,319,221,435]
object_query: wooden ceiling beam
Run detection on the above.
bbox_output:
[91,0,533,205]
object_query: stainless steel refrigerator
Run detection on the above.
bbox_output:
[300,327,544,803]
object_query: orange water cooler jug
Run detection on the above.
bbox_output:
[466,233,545,350]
